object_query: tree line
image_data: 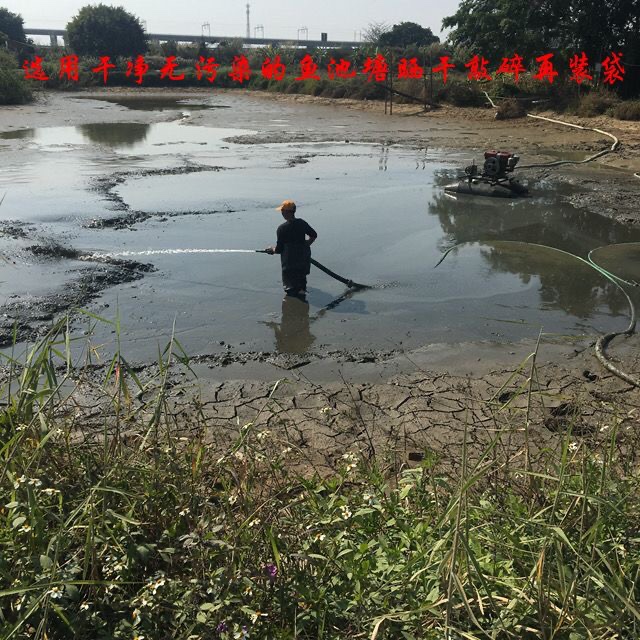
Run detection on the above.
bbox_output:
[1,2,639,99]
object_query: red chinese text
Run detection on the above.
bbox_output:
[59,55,79,82]
[465,55,492,81]
[160,56,185,81]
[568,52,592,84]
[533,53,558,83]
[92,56,116,84]
[229,55,251,83]
[601,52,625,85]
[23,56,49,81]
[327,58,356,80]
[397,57,423,80]
[196,56,220,83]
[432,56,455,84]
[262,55,286,81]
[296,54,320,81]
[496,54,526,83]
[126,55,149,85]
[362,54,389,82]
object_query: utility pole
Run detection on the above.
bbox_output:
[246,4,250,40]
[254,25,264,38]
[201,22,210,38]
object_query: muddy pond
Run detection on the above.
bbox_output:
[1,94,638,362]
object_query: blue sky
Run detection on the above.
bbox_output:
[7,0,461,41]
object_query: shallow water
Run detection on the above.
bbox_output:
[1,95,639,359]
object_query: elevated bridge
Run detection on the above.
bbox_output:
[24,28,361,49]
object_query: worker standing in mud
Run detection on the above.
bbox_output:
[265,200,317,302]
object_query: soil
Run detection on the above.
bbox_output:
[48,338,640,470]
[1,88,638,459]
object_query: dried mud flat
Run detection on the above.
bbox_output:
[41,342,640,472]
[1,89,639,444]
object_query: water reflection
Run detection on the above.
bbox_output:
[78,97,223,111]
[265,297,315,354]
[77,123,150,147]
[0,129,36,140]
[429,190,640,320]
[479,242,629,319]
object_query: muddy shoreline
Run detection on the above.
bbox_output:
[1,88,638,391]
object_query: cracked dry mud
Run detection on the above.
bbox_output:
[49,352,640,473]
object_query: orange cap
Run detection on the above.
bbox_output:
[276,200,296,213]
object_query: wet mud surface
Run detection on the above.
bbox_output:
[0,242,155,345]
[1,90,638,381]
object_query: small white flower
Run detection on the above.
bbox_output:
[48,586,63,600]
[320,407,331,414]
[248,518,261,528]
[148,577,166,595]
[282,447,292,455]
[256,430,271,441]
[250,610,267,623]
[80,602,90,611]
[568,442,579,452]
[341,452,358,471]
[19,524,32,533]
[228,492,238,505]
[178,508,190,517]
[42,487,60,496]
[233,451,246,462]
[314,533,326,542]
[28,478,43,488]
[340,505,352,520]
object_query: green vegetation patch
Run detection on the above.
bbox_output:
[1,319,639,639]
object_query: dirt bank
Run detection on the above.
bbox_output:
[36,336,640,472]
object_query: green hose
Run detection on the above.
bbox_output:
[435,240,639,387]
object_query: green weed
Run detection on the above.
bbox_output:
[0,319,638,639]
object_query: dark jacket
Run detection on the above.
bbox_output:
[276,218,317,274]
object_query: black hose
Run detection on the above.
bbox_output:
[257,250,368,289]
[309,258,368,290]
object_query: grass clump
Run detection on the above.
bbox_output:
[613,100,640,121]
[436,79,485,107]
[495,97,527,119]
[0,50,33,105]
[574,91,619,116]
[1,319,639,639]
